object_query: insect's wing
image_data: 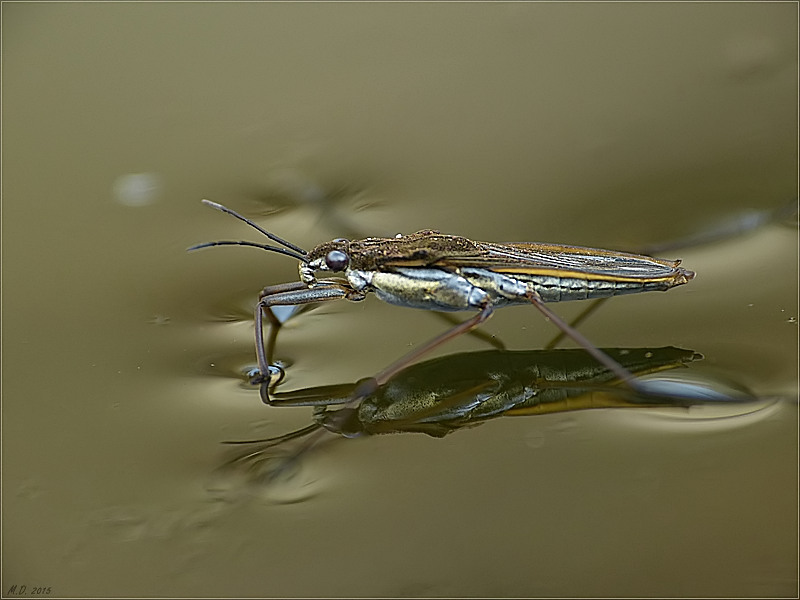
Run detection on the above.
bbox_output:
[438,241,688,281]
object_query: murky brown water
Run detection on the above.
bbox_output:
[3,3,798,598]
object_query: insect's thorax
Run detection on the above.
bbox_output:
[348,231,481,270]
[302,231,487,296]
[346,267,483,311]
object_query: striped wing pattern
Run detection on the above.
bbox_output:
[439,241,686,282]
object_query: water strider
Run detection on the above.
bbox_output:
[189,199,695,400]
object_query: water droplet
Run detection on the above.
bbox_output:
[113,173,162,207]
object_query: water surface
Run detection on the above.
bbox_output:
[3,3,797,597]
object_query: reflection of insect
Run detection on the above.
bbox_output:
[260,346,706,438]
[219,345,762,481]
[189,200,694,399]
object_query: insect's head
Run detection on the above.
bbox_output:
[301,239,351,283]
[188,200,359,288]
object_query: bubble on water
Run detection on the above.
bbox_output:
[113,173,162,207]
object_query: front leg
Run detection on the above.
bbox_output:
[258,281,316,367]
[253,280,364,392]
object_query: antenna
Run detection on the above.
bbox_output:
[186,240,307,261]
[199,199,308,256]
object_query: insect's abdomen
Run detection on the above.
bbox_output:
[517,270,693,302]
[525,275,667,302]
[460,266,693,304]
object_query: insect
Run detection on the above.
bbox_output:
[189,199,695,400]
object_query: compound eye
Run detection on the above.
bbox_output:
[324,249,349,271]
